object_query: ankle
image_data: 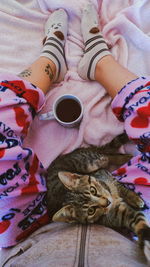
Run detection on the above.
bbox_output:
[95,55,114,81]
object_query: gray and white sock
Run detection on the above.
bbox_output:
[41,9,68,82]
[78,3,110,81]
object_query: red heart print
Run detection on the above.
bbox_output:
[117,167,126,175]
[0,149,5,158]
[112,107,123,121]
[131,116,149,128]
[1,80,39,111]
[137,103,150,117]
[134,177,149,185]
[0,220,10,234]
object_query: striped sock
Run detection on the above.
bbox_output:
[78,4,110,81]
[41,9,68,83]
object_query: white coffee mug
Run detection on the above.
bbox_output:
[39,94,83,128]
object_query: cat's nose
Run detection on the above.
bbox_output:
[100,198,111,207]
[106,200,111,206]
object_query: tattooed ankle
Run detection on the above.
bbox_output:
[45,64,54,81]
[18,68,32,78]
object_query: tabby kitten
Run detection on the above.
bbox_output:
[46,133,150,262]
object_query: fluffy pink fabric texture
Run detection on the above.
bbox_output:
[0,0,150,168]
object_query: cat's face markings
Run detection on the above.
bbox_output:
[58,171,112,206]
[89,176,112,208]
[53,172,112,224]
[90,185,97,195]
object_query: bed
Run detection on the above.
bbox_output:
[0,0,150,266]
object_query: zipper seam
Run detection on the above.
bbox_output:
[78,224,88,267]
[73,223,81,267]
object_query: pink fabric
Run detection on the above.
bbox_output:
[0,74,49,248]
[0,75,149,249]
[0,0,150,169]
[24,0,150,168]
[0,0,150,248]
[111,77,150,222]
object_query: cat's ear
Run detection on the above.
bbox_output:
[58,171,86,190]
[52,205,76,223]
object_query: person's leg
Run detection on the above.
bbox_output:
[18,57,56,95]
[95,56,138,98]
[78,4,138,98]
[19,9,68,95]
[0,9,69,248]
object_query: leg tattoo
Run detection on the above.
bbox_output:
[18,68,32,78]
[45,63,54,81]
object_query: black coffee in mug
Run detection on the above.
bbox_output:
[56,98,81,123]
[39,94,83,127]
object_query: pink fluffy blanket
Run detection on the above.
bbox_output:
[0,0,150,168]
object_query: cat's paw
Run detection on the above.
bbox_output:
[128,193,145,210]
[134,196,145,209]
[144,240,150,266]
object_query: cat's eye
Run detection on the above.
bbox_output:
[88,206,96,216]
[90,186,97,196]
